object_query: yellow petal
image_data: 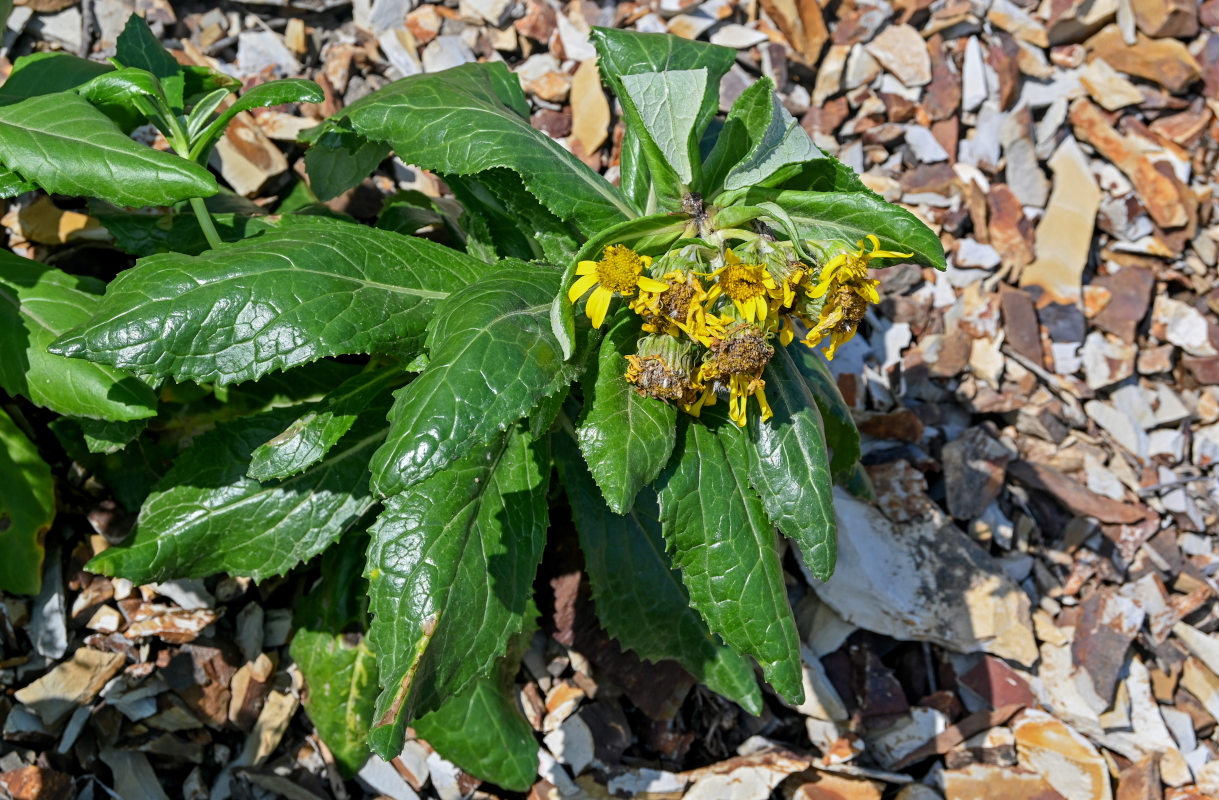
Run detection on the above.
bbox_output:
[587,286,612,329]
[637,276,669,293]
[568,272,599,303]
[640,255,653,268]
[575,260,598,275]
[861,281,880,304]
[756,386,773,422]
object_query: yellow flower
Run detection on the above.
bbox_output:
[697,321,775,427]
[706,250,780,325]
[804,235,912,360]
[568,245,667,329]
[728,374,772,428]
[632,270,712,344]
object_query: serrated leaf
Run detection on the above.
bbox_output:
[0,165,33,198]
[327,62,632,236]
[553,432,762,714]
[575,313,676,513]
[303,121,391,202]
[115,13,185,109]
[92,206,268,257]
[249,367,405,481]
[191,79,323,159]
[720,83,820,193]
[0,52,112,106]
[0,407,55,596]
[366,427,548,758]
[50,217,490,386]
[445,169,579,265]
[413,609,540,792]
[86,403,384,583]
[79,416,149,454]
[370,263,571,496]
[0,252,158,421]
[768,189,947,270]
[700,79,775,198]
[746,345,838,582]
[788,345,861,481]
[292,532,378,778]
[656,416,804,703]
[775,152,871,194]
[0,93,217,207]
[618,69,706,191]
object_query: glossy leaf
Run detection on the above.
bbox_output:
[51,217,490,386]
[0,407,55,596]
[554,433,763,713]
[303,122,391,202]
[771,189,947,270]
[370,263,572,496]
[789,345,861,482]
[715,79,820,193]
[75,67,169,110]
[747,346,838,581]
[413,610,540,791]
[92,206,268,257]
[86,404,384,583]
[618,69,706,197]
[292,533,378,778]
[326,62,632,236]
[656,416,804,703]
[0,93,217,207]
[79,417,149,455]
[0,252,158,421]
[0,166,33,198]
[444,169,579,265]
[618,127,650,213]
[366,428,548,758]
[115,13,185,109]
[249,367,406,481]
[576,313,676,513]
[0,52,112,106]
[191,79,324,159]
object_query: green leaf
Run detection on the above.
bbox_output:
[789,345,860,482]
[656,416,804,703]
[445,169,580,265]
[367,427,548,758]
[589,28,734,148]
[182,66,242,106]
[618,127,650,214]
[413,610,540,791]
[190,79,323,160]
[115,13,185,110]
[248,367,406,481]
[75,67,170,111]
[0,93,217,207]
[303,121,391,202]
[768,189,946,270]
[0,251,158,420]
[79,417,149,454]
[0,166,33,199]
[92,205,268,257]
[575,314,676,513]
[550,211,691,360]
[700,79,773,198]
[292,532,378,778]
[746,346,838,582]
[86,403,384,584]
[0,407,55,596]
[50,217,490,386]
[185,88,234,142]
[774,153,871,194]
[369,263,572,496]
[0,52,112,106]
[554,431,762,713]
[618,69,707,196]
[327,62,632,236]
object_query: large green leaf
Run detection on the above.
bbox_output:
[0,252,157,421]
[656,416,804,703]
[575,313,676,514]
[86,403,383,583]
[369,263,572,496]
[0,93,216,207]
[292,532,379,778]
[445,169,580,265]
[747,346,838,582]
[0,166,33,199]
[51,217,490,385]
[617,69,706,201]
[191,79,323,160]
[0,52,112,106]
[304,121,391,202]
[115,13,185,109]
[618,127,650,213]
[789,345,861,482]
[0,408,55,595]
[769,190,946,270]
[248,366,405,481]
[413,609,540,792]
[366,428,548,758]
[92,205,268,257]
[326,62,631,236]
[554,432,762,714]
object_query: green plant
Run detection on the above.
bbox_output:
[0,16,945,789]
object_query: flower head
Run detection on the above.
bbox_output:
[631,270,712,344]
[568,245,668,329]
[804,235,911,360]
[698,320,775,427]
[624,334,703,405]
[705,250,780,325]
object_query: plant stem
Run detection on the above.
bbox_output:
[189,196,223,249]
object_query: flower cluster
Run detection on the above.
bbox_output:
[568,235,910,426]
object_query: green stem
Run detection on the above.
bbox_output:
[189,196,223,249]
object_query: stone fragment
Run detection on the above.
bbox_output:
[1151,296,1218,357]
[1084,25,1200,93]
[1006,461,1147,524]
[990,0,1050,46]
[682,747,812,800]
[1080,58,1144,110]
[1132,0,1197,37]
[868,707,950,768]
[1069,99,1187,228]
[515,0,556,42]
[210,112,289,198]
[1180,657,1219,722]
[422,35,476,73]
[1019,138,1100,305]
[845,43,882,91]
[570,59,609,157]
[1072,589,1145,702]
[989,186,1036,270]
[1001,110,1050,208]
[759,0,828,64]
[790,770,885,799]
[959,655,1037,709]
[813,43,850,105]
[962,36,988,112]
[1046,0,1119,45]
[1183,355,1219,384]
[405,5,442,44]
[516,53,572,103]
[0,766,72,800]
[1014,710,1113,800]
[1081,331,1136,390]
[942,764,1067,800]
[942,428,1015,520]
[808,489,1038,666]
[710,23,769,48]
[236,31,301,78]
[543,714,595,776]
[906,124,950,163]
[865,24,931,87]
[14,647,126,726]
[988,31,1023,109]
[1090,267,1154,343]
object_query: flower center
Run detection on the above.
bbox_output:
[659,280,697,321]
[720,263,768,302]
[702,322,774,381]
[834,287,870,331]
[595,245,647,294]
